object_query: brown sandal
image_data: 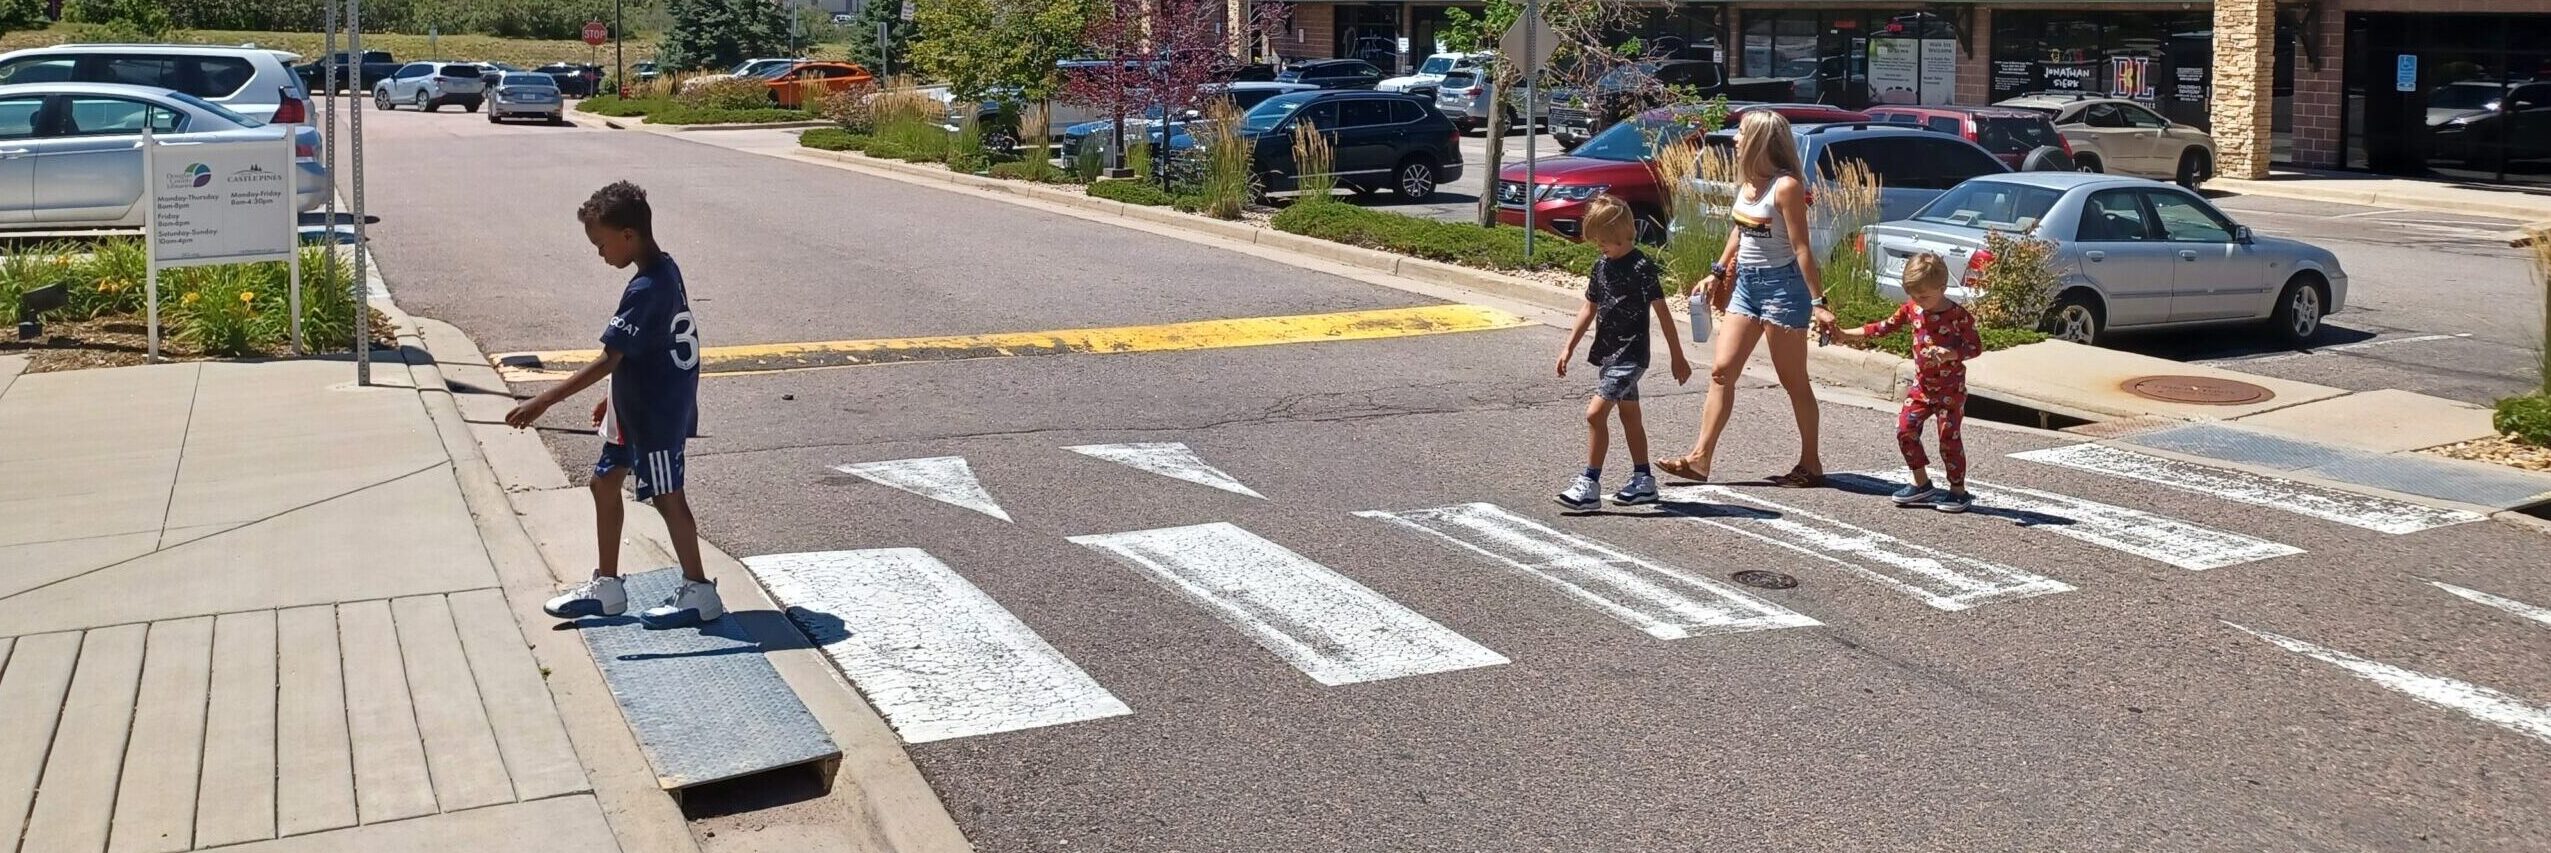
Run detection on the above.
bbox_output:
[1768,466,1826,488]
[1654,456,1709,483]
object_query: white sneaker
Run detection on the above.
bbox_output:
[1555,474,1602,510]
[640,579,725,628]
[543,575,627,619]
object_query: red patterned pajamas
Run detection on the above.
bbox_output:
[1861,302,1985,487]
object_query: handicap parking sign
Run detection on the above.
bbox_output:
[2396,54,2417,92]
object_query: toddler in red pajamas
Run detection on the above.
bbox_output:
[1835,253,1983,512]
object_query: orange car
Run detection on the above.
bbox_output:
[766,61,874,108]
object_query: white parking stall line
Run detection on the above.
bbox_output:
[1357,503,1820,640]
[833,455,1014,522]
[2233,333,2471,364]
[1660,486,2075,612]
[2426,580,2551,629]
[2009,444,2483,535]
[1068,523,1508,686]
[2225,622,2551,748]
[1843,470,2304,571]
[744,549,1131,743]
[1064,442,1266,499]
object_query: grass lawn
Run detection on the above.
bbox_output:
[1,23,833,69]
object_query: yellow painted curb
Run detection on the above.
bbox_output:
[492,303,1530,381]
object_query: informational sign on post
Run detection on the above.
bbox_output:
[2396,54,2418,92]
[144,132,304,359]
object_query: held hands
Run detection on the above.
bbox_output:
[1811,305,1838,331]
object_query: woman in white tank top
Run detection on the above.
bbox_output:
[1655,110,1837,488]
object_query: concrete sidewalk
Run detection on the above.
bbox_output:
[0,338,700,851]
[2206,168,2551,235]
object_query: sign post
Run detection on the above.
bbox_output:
[585,20,606,69]
[2395,54,2418,93]
[1500,2,1555,258]
[143,132,303,361]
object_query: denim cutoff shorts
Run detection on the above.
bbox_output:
[1730,263,1814,330]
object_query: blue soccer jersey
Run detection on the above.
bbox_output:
[598,255,700,452]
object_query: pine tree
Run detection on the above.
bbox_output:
[660,0,789,72]
[845,0,912,76]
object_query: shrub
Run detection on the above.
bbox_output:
[1088,178,1176,206]
[578,94,652,117]
[170,264,284,357]
[1271,202,1603,275]
[2500,393,2551,447]
[1290,120,1334,200]
[1070,143,1106,183]
[71,237,147,319]
[646,105,813,125]
[1654,136,1736,297]
[948,113,988,173]
[296,247,364,352]
[817,81,882,132]
[679,75,775,111]
[988,161,1066,182]
[800,127,869,151]
[1816,158,1887,321]
[870,83,948,162]
[1189,99,1254,220]
[1126,140,1154,181]
[1969,230,2063,331]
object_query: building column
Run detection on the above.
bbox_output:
[2210,0,2277,179]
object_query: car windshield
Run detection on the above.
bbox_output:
[752,64,797,78]
[502,74,557,88]
[1571,115,1702,162]
[1419,56,1457,75]
[1912,181,2065,231]
[167,91,262,127]
[1974,117,2064,155]
[2429,83,2506,110]
[1240,96,1308,134]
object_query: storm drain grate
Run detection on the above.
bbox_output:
[1731,570,1799,590]
[2121,375,2275,405]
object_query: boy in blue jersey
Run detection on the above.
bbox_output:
[506,181,722,628]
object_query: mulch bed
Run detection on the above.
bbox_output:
[2427,435,2551,473]
[1,311,400,374]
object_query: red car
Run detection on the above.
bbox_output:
[1860,104,2074,171]
[1494,102,1868,242]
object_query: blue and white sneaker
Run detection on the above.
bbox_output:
[1555,475,1602,510]
[639,579,725,628]
[1612,472,1659,506]
[543,575,626,619]
[1932,490,1975,513]
[1891,484,1940,506]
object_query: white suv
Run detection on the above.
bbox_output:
[0,43,311,126]
[374,61,488,112]
[1995,93,2216,188]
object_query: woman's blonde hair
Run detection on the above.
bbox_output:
[1734,109,1802,185]
[1581,194,1635,245]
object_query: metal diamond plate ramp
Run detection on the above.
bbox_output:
[580,568,841,792]
[2124,423,2551,510]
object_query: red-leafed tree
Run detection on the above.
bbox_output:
[1061,0,1247,176]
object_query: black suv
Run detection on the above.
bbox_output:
[1275,59,1383,90]
[1235,90,1464,202]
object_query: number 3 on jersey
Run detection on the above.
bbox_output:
[669,311,699,370]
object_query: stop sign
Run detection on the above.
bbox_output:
[582,21,608,46]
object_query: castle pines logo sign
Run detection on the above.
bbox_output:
[164,162,212,190]
[225,163,285,185]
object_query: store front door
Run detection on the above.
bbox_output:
[2347,12,2551,186]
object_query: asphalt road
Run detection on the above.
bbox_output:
[350,103,2551,852]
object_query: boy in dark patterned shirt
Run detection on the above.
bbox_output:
[1554,196,1692,509]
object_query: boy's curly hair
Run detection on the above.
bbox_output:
[578,181,653,239]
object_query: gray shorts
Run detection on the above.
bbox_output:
[1595,362,1646,402]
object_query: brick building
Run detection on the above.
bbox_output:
[1261,1,2551,187]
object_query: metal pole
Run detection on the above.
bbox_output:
[286,131,303,354]
[615,0,626,98]
[1522,0,1538,258]
[322,0,340,359]
[350,0,370,386]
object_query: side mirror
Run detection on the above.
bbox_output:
[2233,225,2255,244]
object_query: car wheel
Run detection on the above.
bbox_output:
[488,113,500,124]
[417,91,432,112]
[1394,156,1439,202]
[465,101,481,113]
[2074,153,2103,174]
[2021,145,2075,172]
[2270,274,2327,347]
[2176,149,2210,189]
[1634,214,1667,245]
[375,89,392,111]
[2040,290,2105,346]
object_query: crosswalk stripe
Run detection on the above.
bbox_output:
[2225,621,2551,747]
[1836,471,2305,571]
[1065,442,1266,499]
[2010,444,2482,535]
[743,549,1131,743]
[2426,581,2551,629]
[1357,502,1819,639]
[1068,522,1509,686]
[833,456,1014,522]
[1659,486,2075,612]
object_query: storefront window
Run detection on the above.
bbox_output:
[1992,11,2213,129]
[2344,12,2551,186]
[1334,6,1400,74]
[1741,10,1953,109]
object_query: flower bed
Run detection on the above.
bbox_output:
[0,239,390,372]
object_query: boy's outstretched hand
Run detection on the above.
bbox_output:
[503,397,551,430]
[1554,351,1570,377]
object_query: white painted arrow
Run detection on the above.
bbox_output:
[745,549,1130,743]
[1064,442,1265,499]
[833,456,1012,522]
[2226,622,2551,747]
[2426,581,2551,629]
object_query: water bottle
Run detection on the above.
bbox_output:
[1687,292,1711,344]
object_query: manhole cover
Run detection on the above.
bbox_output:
[1730,570,1798,590]
[2121,375,2274,405]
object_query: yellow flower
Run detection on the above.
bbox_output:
[182,291,200,305]
[239,290,256,304]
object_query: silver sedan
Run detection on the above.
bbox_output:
[487,73,565,124]
[1866,172,2347,347]
[0,82,329,230]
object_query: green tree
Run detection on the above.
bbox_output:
[909,0,1088,104]
[659,0,789,71]
[65,0,173,39]
[846,0,913,76]
[0,0,47,41]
